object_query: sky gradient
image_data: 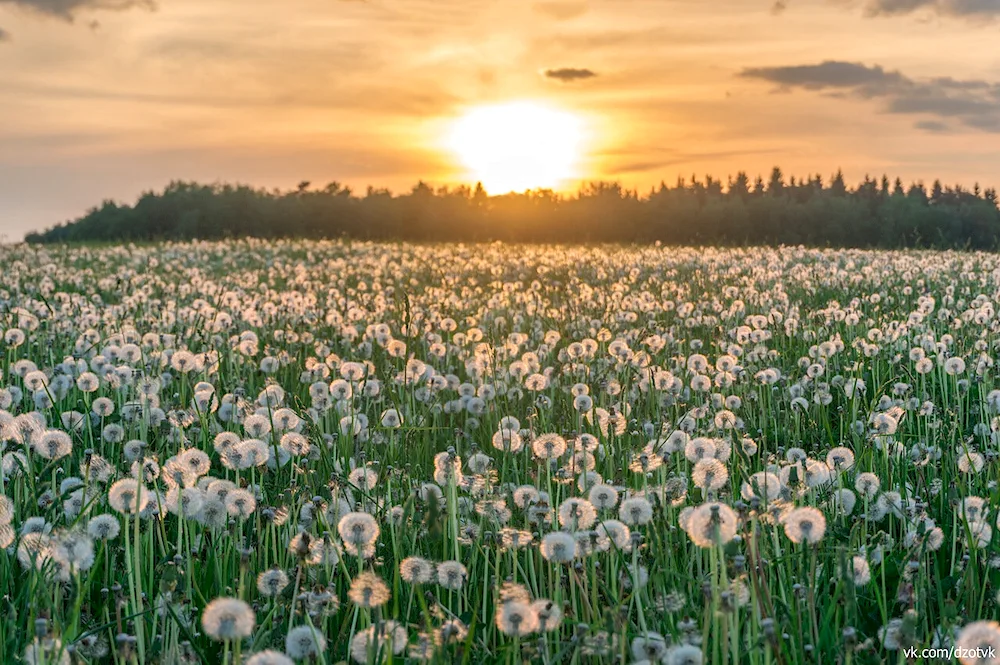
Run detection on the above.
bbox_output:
[2,0,999,239]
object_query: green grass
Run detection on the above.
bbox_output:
[0,240,998,664]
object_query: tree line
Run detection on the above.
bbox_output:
[25,168,1000,248]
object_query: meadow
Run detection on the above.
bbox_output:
[2,239,1000,664]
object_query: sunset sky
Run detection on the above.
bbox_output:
[2,0,999,239]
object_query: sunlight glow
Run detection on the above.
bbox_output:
[447,101,585,194]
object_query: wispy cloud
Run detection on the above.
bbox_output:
[543,67,597,82]
[740,61,907,92]
[740,60,1000,132]
[0,0,155,21]
[532,1,589,20]
[915,119,950,132]
[865,0,1000,17]
[600,146,788,176]
[779,0,1000,18]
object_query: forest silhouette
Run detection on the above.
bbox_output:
[26,167,1000,248]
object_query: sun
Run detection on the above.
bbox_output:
[447,101,585,194]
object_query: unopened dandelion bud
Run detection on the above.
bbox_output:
[761,618,776,640]
[34,618,48,638]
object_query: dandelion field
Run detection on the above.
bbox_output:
[4,240,1000,665]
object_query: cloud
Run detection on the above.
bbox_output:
[740,61,906,93]
[0,27,10,41]
[532,1,589,20]
[865,0,1000,16]
[0,0,154,21]
[777,0,1000,17]
[600,147,788,175]
[543,67,597,82]
[740,60,1000,132]
[536,26,724,53]
[5,75,461,118]
[915,120,950,132]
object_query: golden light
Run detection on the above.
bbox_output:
[447,101,585,193]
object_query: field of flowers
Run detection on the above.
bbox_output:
[3,240,1000,665]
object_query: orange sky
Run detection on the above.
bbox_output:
[1,0,999,239]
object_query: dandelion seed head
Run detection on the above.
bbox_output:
[348,571,391,608]
[201,597,255,641]
[285,625,327,660]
